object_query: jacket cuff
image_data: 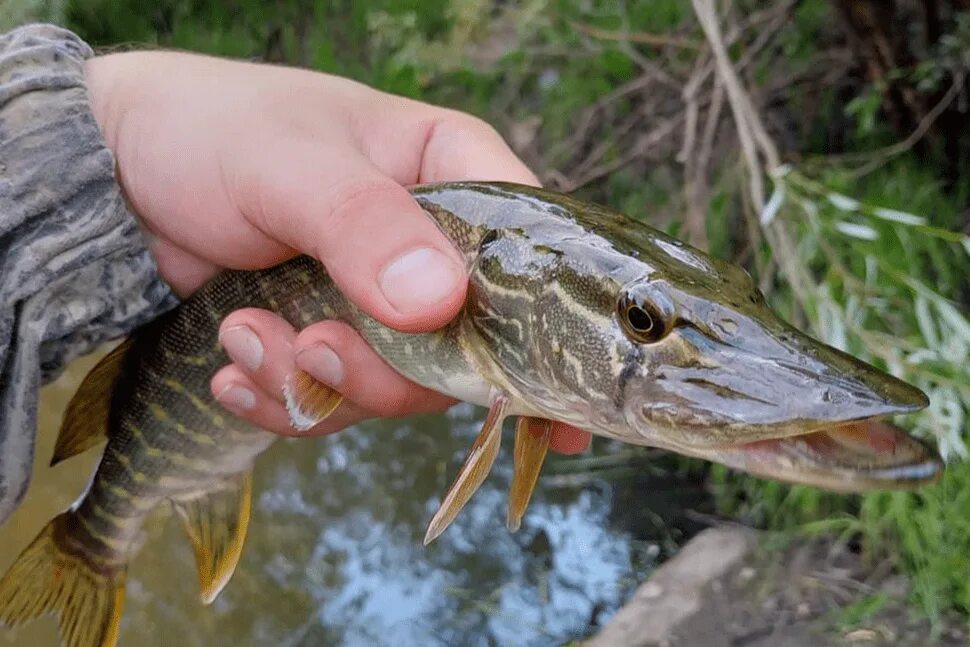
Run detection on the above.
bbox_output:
[0,24,178,523]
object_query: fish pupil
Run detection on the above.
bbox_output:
[626,305,654,332]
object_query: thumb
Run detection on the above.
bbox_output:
[236,137,467,333]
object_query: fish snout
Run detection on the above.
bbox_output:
[633,325,940,492]
[639,324,929,447]
[768,328,929,425]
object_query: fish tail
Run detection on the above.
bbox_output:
[0,512,126,647]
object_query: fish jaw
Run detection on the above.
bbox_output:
[678,418,942,492]
[617,302,940,490]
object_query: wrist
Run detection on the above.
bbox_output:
[83,55,129,154]
[84,53,159,159]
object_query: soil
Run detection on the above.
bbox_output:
[588,526,968,647]
[679,534,966,646]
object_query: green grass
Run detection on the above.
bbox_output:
[714,156,970,626]
[836,592,892,629]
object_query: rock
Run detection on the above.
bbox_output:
[585,526,755,647]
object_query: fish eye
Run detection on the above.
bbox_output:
[618,293,669,343]
[479,229,500,249]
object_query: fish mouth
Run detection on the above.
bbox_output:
[638,315,941,490]
[683,416,942,491]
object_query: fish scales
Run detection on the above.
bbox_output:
[65,260,343,561]
[48,188,617,572]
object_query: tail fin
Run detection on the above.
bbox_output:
[0,513,126,647]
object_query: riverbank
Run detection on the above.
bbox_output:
[589,527,968,646]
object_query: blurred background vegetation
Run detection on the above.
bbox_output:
[4,0,970,632]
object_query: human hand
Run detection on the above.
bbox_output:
[83,51,591,454]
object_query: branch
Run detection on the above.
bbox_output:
[571,21,701,50]
[690,0,815,310]
[847,72,965,178]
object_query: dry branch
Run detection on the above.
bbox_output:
[570,21,701,50]
[690,0,815,308]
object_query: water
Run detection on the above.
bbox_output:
[0,355,711,646]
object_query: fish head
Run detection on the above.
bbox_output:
[614,266,928,447]
[460,184,940,491]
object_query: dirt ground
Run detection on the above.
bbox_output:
[680,536,965,646]
[589,526,968,647]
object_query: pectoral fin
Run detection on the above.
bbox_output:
[172,471,254,604]
[283,369,343,432]
[507,417,552,532]
[424,395,510,545]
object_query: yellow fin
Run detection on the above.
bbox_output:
[52,339,133,466]
[424,395,510,545]
[282,369,343,432]
[0,512,127,647]
[507,417,552,533]
[172,471,253,604]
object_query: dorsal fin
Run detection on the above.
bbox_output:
[171,471,254,604]
[51,338,134,466]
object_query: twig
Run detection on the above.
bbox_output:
[698,79,725,181]
[808,569,876,595]
[563,116,685,191]
[846,72,965,178]
[733,0,797,75]
[683,508,752,529]
[567,107,653,180]
[678,53,707,165]
[680,48,714,248]
[571,21,701,50]
[692,0,768,204]
[546,72,656,163]
[691,0,816,313]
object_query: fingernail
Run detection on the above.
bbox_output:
[216,384,256,410]
[219,325,263,372]
[379,247,462,314]
[297,343,344,386]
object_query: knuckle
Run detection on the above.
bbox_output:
[221,307,264,330]
[445,111,500,140]
[324,176,397,227]
[220,309,250,329]
[373,387,419,418]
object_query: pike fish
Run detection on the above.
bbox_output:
[0,182,941,646]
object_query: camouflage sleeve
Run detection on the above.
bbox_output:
[0,24,178,523]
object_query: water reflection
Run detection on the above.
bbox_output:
[1,366,710,646]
